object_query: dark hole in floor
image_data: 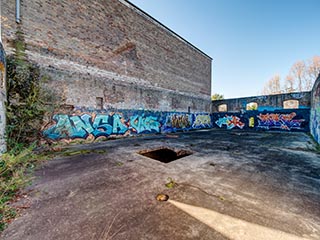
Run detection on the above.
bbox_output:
[138,147,192,163]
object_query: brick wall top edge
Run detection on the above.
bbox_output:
[119,0,212,60]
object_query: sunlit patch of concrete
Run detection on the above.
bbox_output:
[169,199,313,240]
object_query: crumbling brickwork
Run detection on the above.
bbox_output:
[2,0,212,112]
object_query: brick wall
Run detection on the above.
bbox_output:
[2,0,212,112]
[211,92,311,112]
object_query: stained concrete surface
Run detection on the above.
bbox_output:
[1,129,320,239]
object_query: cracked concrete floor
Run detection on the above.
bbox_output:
[1,129,320,240]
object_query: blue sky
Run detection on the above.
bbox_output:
[128,0,320,98]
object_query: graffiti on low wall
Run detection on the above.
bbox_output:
[310,107,320,143]
[164,113,191,131]
[43,108,311,141]
[192,114,212,128]
[212,109,310,132]
[257,112,304,130]
[215,115,245,129]
[43,112,161,140]
[43,110,212,140]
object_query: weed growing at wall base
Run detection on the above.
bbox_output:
[6,28,59,151]
[0,145,41,231]
[1,28,59,233]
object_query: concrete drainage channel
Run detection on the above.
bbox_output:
[138,147,193,163]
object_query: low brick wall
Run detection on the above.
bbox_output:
[42,107,310,142]
[212,92,311,112]
[42,109,212,141]
[212,109,310,132]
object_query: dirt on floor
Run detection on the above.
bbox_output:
[1,129,320,240]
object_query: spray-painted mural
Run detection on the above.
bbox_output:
[310,76,320,143]
[192,114,212,128]
[0,42,6,153]
[163,113,192,132]
[311,108,320,143]
[44,112,161,140]
[211,109,310,132]
[257,112,304,130]
[43,108,310,141]
[43,111,213,140]
[215,115,245,129]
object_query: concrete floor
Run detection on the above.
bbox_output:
[2,129,320,240]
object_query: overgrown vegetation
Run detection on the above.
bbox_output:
[0,28,57,232]
[6,28,56,152]
[0,145,43,231]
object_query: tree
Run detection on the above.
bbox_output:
[211,93,224,101]
[261,55,320,94]
[289,61,306,91]
[262,74,281,95]
[306,56,320,88]
[283,75,296,93]
[287,57,320,92]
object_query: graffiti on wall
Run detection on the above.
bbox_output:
[43,108,311,141]
[290,93,305,99]
[310,107,320,143]
[215,115,245,129]
[192,114,212,128]
[257,112,304,130]
[163,114,191,131]
[0,42,6,153]
[43,113,161,140]
[249,117,254,128]
[310,80,320,143]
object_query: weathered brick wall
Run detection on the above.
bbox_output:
[310,74,320,143]
[212,92,311,112]
[2,0,211,112]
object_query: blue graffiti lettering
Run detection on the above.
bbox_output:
[130,115,160,133]
[43,113,162,140]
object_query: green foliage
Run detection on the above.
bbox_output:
[211,93,224,101]
[0,28,59,232]
[165,177,178,189]
[6,28,56,151]
[0,145,40,231]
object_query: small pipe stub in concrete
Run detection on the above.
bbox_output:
[156,194,169,202]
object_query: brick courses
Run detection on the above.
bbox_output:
[2,0,212,112]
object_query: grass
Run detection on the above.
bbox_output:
[0,145,44,231]
[0,145,108,232]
